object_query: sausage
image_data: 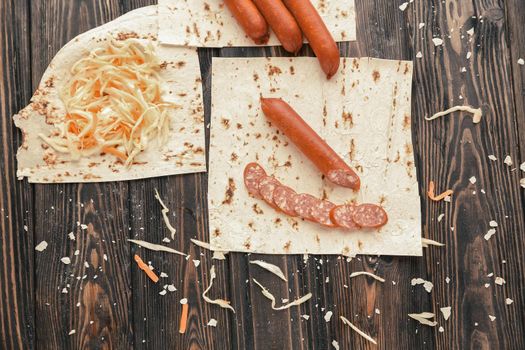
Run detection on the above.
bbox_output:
[311,200,336,227]
[351,204,388,228]
[258,176,282,209]
[252,0,303,53]
[244,162,267,198]
[282,0,340,78]
[273,185,298,216]
[224,0,270,45]
[292,193,319,221]
[330,204,359,230]
[261,98,360,190]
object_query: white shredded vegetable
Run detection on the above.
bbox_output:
[349,271,385,282]
[425,105,483,124]
[421,238,445,248]
[190,238,211,250]
[128,239,186,256]
[340,316,377,345]
[250,260,288,282]
[203,266,235,313]
[40,38,178,165]
[408,312,438,326]
[252,279,312,310]
[154,189,176,239]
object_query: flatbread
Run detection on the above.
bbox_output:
[158,0,356,47]
[208,57,421,256]
[14,6,206,183]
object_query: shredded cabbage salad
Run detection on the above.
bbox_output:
[40,38,178,166]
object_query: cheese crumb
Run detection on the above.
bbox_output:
[520,162,525,172]
[375,308,381,314]
[488,155,497,161]
[445,277,450,284]
[440,306,451,321]
[180,298,188,304]
[466,52,472,59]
[332,340,340,350]
[411,278,434,292]
[207,318,218,327]
[68,232,75,240]
[324,311,333,322]
[438,213,445,222]
[399,2,409,11]
[484,229,496,240]
[68,329,76,335]
[419,23,425,29]
[159,290,167,296]
[61,257,71,265]
[167,285,177,292]
[489,315,496,321]
[439,326,444,332]
[416,51,423,58]
[520,178,525,188]
[489,220,498,227]
[160,272,168,278]
[35,241,48,252]
[193,259,201,267]
[518,58,525,65]
[467,28,475,36]
[302,314,310,320]
[504,155,513,166]
[469,176,477,184]
[432,38,444,46]
[505,298,514,305]
[495,277,506,285]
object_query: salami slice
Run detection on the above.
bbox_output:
[258,176,282,209]
[351,204,388,228]
[327,169,360,189]
[311,200,337,227]
[244,162,267,198]
[273,185,298,216]
[292,193,320,221]
[330,204,359,230]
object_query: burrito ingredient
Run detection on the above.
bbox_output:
[273,185,299,216]
[40,38,177,166]
[252,0,303,53]
[282,0,340,78]
[311,200,337,227]
[258,176,282,209]
[244,162,268,199]
[427,180,453,201]
[329,204,359,230]
[134,254,159,283]
[292,193,320,221]
[351,204,388,228]
[224,0,270,44]
[260,98,360,190]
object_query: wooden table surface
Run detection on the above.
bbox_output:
[2,0,525,349]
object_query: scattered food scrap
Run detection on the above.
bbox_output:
[421,238,445,248]
[488,155,497,161]
[349,271,385,282]
[506,298,514,305]
[427,181,453,201]
[154,189,177,239]
[203,266,235,313]
[484,229,496,241]
[324,311,333,322]
[408,312,437,326]
[61,257,71,265]
[252,278,312,310]
[425,106,483,124]
[469,176,477,184]
[35,241,48,252]
[495,277,506,285]
[399,2,409,11]
[440,307,451,321]
[179,302,189,333]
[128,239,186,256]
[340,316,377,345]
[250,260,287,281]
[332,340,340,349]
[504,155,513,166]
[518,58,525,65]
[411,278,433,293]
[432,38,443,46]
[207,318,218,327]
[134,254,159,283]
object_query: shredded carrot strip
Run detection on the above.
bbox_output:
[179,303,189,334]
[102,146,127,162]
[134,254,159,283]
[427,181,453,201]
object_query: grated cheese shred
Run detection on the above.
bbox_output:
[40,38,179,165]
[252,279,312,310]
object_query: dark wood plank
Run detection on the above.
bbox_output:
[30,1,133,348]
[0,0,35,348]
[406,0,525,349]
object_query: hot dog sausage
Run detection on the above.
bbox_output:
[282,0,340,78]
[252,0,303,53]
[224,0,270,45]
[244,162,267,198]
[351,204,388,228]
[261,98,360,190]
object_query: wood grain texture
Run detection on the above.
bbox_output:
[0,0,35,349]
[30,1,133,349]
[1,0,525,349]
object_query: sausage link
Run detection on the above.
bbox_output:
[252,0,303,53]
[261,98,360,190]
[282,0,340,78]
[224,0,270,44]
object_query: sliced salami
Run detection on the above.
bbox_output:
[292,193,320,221]
[311,200,337,227]
[258,176,282,209]
[330,204,359,230]
[273,185,298,216]
[327,169,360,189]
[351,204,388,228]
[244,162,267,198]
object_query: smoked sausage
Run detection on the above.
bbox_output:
[261,98,360,190]
[224,0,270,45]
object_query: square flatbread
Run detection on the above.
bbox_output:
[208,57,422,256]
[158,0,356,46]
[14,6,206,183]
